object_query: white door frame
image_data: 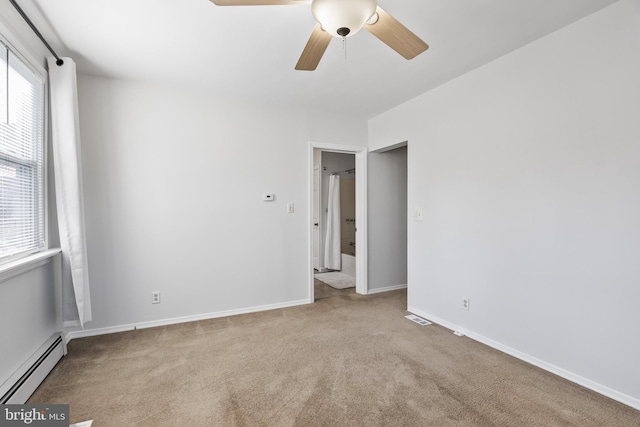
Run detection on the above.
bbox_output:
[312,162,323,271]
[308,141,368,303]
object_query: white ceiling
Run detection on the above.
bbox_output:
[19,0,619,117]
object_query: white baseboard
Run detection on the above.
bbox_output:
[407,306,640,411]
[367,284,407,294]
[1,334,64,404]
[65,299,310,342]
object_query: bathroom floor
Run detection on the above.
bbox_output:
[313,271,355,289]
[314,279,355,301]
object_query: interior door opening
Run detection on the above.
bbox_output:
[313,151,356,300]
[308,142,367,303]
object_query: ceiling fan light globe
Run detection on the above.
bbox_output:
[311,0,377,38]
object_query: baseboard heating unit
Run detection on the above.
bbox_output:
[1,334,64,404]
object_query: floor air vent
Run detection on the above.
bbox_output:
[405,314,432,326]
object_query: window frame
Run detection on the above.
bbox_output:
[0,29,49,266]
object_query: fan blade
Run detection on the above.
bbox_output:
[295,23,332,71]
[364,6,428,59]
[210,0,309,5]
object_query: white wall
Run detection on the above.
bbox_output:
[368,146,407,292]
[369,0,640,407]
[0,261,59,391]
[75,75,367,332]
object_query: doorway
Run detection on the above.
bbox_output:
[314,152,356,299]
[308,142,367,303]
[367,144,408,294]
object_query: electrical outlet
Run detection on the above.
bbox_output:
[462,297,470,311]
[152,291,161,304]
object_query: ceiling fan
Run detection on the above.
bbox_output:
[209,0,429,71]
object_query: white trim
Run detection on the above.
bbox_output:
[65,299,310,342]
[310,141,367,153]
[0,333,63,404]
[369,140,408,154]
[0,248,60,283]
[65,324,132,342]
[354,150,368,295]
[308,141,368,303]
[367,284,407,294]
[308,144,316,303]
[407,306,640,411]
[0,19,47,77]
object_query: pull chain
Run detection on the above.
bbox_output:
[342,37,347,59]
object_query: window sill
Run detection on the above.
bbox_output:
[0,249,62,284]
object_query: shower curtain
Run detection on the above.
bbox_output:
[324,174,341,270]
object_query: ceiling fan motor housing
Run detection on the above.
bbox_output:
[311,0,377,38]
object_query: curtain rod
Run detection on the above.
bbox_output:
[332,168,356,175]
[10,0,63,66]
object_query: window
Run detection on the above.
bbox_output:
[0,41,46,262]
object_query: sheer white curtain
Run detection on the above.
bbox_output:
[48,57,92,327]
[324,174,341,270]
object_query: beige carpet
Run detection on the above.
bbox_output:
[29,290,639,426]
